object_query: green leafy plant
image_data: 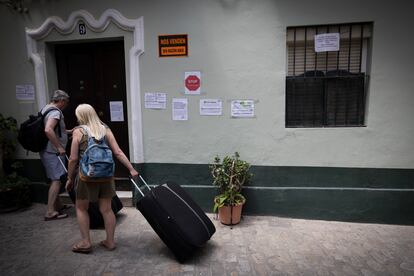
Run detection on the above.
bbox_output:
[0,113,18,179]
[0,114,30,209]
[210,152,252,212]
[0,169,30,209]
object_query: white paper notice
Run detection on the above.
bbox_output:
[172,98,188,120]
[200,99,222,116]
[314,33,340,52]
[109,101,124,122]
[145,92,167,109]
[231,100,255,118]
[16,84,35,100]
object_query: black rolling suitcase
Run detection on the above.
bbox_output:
[131,176,215,262]
[58,155,123,229]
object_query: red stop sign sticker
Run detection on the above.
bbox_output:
[185,75,200,91]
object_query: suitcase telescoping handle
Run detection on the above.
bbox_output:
[56,154,69,173]
[130,175,152,197]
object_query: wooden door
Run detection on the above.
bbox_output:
[55,40,129,177]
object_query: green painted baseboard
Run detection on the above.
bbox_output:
[20,159,414,225]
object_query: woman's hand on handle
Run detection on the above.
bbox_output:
[130,169,139,179]
[65,178,73,192]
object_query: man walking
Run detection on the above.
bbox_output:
[40,90,71,221]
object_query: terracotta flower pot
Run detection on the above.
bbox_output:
[218,203,244,225]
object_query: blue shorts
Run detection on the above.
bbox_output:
[39,151,66,181]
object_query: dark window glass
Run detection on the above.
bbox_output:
[286,23,372,127]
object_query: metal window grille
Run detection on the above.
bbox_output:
[286,23,372,127]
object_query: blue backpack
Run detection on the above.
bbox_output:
[79,125,115,182]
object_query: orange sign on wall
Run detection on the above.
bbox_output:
[158,34,188,57]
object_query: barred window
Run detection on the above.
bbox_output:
[286,23,372,127]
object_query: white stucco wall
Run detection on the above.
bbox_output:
[0,0,413,168]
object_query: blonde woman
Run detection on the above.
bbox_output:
[65,104,138,254]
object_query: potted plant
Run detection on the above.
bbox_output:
[0,113,30,212]
[210,152,252,225]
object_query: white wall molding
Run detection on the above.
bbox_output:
[25,9,145,163]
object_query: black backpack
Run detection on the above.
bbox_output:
[18,107,61,152]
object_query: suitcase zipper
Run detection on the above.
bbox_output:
[162,184,212,238]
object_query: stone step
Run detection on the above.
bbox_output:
[59,190,133,207]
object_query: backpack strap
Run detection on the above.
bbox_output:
[42,107,62,137]
[78,125,94,144]
[78,125,90,137]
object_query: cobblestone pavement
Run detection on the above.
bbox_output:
[1,203,414,275]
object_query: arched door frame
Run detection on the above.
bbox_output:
[25,9,144,163]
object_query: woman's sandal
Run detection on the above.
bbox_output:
[44,212,68,221]
[72,243,92,254]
